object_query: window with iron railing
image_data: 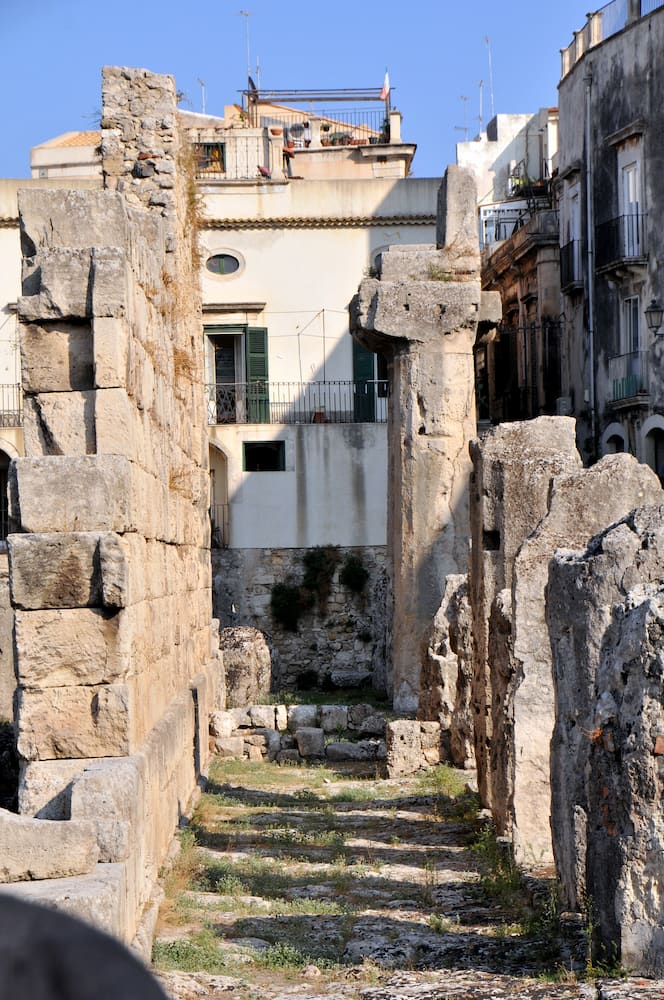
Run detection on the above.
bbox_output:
[205,380,388,426]
[595,214,647,269]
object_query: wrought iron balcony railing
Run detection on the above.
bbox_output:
[560,239,583,288]
[210,504,229,548]
[595,214,647,270]
[205,380,388,426]
[608,350,649,402]
[0,384,22,427]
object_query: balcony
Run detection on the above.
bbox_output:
[0,385,22,427]
[595,214,647,272]
[560,239,583,290]
[609,350,650,404]
[206,380,388,426]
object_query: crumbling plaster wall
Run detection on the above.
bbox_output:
[549,505,664,975]
[353,166,500,713]
[1,67,221,949]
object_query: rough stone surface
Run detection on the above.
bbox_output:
[218,627,271,709]
[288,704,318,731]
[549,504,664,974]
[319,705,349,733]
[353,167,494,713]
[468,417,582,809]
[419,573,474,768]
[386,720,442,777]
[212,545,387,693]
[0,809,99,882]
[510,454,661,864]
[0,559,15,721]
[294,727,325,758]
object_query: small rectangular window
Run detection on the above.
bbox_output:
[243,441,285,472]
[622,296,640,355]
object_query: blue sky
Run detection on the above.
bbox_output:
[2,0,588,179]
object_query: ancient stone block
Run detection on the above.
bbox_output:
[18,188,127,253]
[218,626,271,709]
[275,705,288,731]
[419,574,474,768]
[325,740,378,762]
[10,533,127,611]
[288,705,318,731]
[93,317,129,388]
[358,713,386,736]
[209,711,235,740]
[213,737,244,759]
[510,454,661,864]
[249,705,276,729]
[17,684,131,761]
[14,608,129,689]
[320,705,348,733]
[90,247,128,318]
[385,720,422,778]
[549,505,664,975]
[23,392,96,456]
[19,248,93,321]
[0,565,15,721]
[294,727,325,758]
[0,809,99,882]
[21,322,94,393]
[10,455,134,533]
[18,759,101,819]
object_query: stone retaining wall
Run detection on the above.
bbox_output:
[212,546,387,692]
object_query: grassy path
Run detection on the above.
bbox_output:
[151,758,610,1000]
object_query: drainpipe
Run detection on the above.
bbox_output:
[584,68,597,459]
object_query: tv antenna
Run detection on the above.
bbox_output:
[454,95,470,141]
[238,10,253,81]
[485,36,495,118]
[197,79,206,115]
[478,80,484,133]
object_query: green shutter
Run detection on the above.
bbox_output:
[352,339,375,422]
[245,327,269,422]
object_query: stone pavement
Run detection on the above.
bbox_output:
[153,758,664,1000]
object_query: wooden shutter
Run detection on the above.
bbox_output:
[245,327,269,422]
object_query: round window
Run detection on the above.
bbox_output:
[206,253,241,276]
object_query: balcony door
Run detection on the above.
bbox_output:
[205,325,269,424]
[621,160,642,256]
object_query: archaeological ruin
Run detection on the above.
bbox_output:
[2,57,664,989]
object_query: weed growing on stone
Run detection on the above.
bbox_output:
[471,825,524,908]
[153,929,226,973]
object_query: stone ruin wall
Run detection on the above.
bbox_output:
[549,506,664,975]
[0,67,221,948]
[212,545,387,694]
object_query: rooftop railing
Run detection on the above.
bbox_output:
[561,1,664,77]
[205,380,388,426]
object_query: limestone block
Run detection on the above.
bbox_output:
[330,669,372,688]
[18,758,100,819]
[0,809,99,882]
[231,707,251,728]
[247,705,275,729]
[419,723,442,751]
[15,608,129,688]
[386,720,422,778]
[358,713,386,737]
[288,705,318,731]
[276,749,300,765]
[17,684,130,761]
[91,247,128,318]
[294,728,325,758]
[275,705,288,731]
[218,626,272,709]
[0,863,128,941]
[93,317,129,388]
[18,188,127,253]
[209,711,235,739]
[325,740,378,762]
[320,705,348,734]
[23,392,96,456]
[213,737,244,759]
[246,744,263,761]
[21,321,94,393]
[347,704,374,730]
[10,533,128,611]
[436,165,480,257]
[70,759,142,863]
[94,388,135,457]
[10,456,134,534]
[511,454,661,864]
[19,248,93,321]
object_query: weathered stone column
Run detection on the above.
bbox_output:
[548,504,664,975]
[353,166,497,713]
